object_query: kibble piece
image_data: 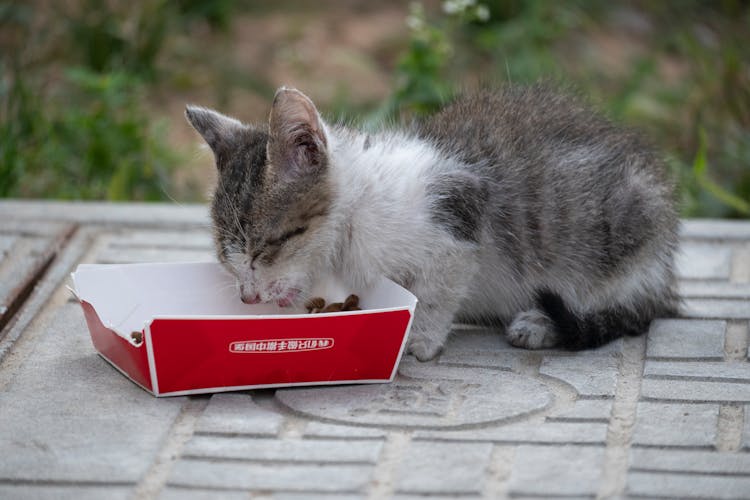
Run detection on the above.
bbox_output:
[130,331,143,345]
[305,297,326,312]
[322,302,344,313]
[342,294,360,310]
[306,294,361,314]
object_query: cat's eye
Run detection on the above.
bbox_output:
[250,226,309,267]
[266,226,308,247]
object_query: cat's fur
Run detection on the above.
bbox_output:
[186,85,679,361]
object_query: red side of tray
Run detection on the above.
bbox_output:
[148,310,412,395]
[80,300,153,392]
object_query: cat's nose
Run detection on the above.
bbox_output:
[240,285,261,304]
[241,292,261,304]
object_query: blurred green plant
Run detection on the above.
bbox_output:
[0,0,236,201]
[1,66,177,200]
[66,1,169,80]
[390,2,453,116]
[176,0,235,31]
[65,0,234,79]
[386,0,750,218]
[388,0,493,117]
[1,0,748,218]
[676,129,750,217]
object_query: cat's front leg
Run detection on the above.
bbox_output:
[407,301,458,361]
[405,170,487,361]
[406,259,478,361]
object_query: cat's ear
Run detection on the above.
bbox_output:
[267,87,328,178]
[185,105,245,162]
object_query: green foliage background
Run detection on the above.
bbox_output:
[1,0,748,218]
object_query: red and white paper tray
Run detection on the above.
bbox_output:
[71,262,417,397]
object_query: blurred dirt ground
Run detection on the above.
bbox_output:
[157,1,412,197]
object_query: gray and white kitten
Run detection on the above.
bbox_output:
[186,85,678,361]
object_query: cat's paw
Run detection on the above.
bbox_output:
[506,309,558,349]
[408,338,443,362]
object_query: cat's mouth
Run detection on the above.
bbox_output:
[240,282,300,308]
[240,292,261,305]
[275,289,299,308]
[239,284,262,304]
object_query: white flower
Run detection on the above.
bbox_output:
[476,4,490,22]
[443,0,476,15]
[407,2,425,31]
[443,1,459,15]
[406,14,424,31]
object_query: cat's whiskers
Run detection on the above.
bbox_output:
[218,177,252,247]
[210,224,242,241]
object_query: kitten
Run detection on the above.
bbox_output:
[186,85,678,361]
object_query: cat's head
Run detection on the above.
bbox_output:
[185,87,334,306]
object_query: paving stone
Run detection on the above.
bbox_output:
[437,349,518,371]
[642,378,750,403]
[94,246,214,264]
[183,435,382,463]
[0,485,132,500]
[444,325,624,356]
[679,281,750,299]
[443,326,514,352]
[540,355,619,397]
[507,445,604,497]
[0,200,209,226]
[682,298,750,320]
[276,362,552,428]
[273,494,366,500]
[546,398,613,422]
[733,245,750,283]
[632,402,718,447]
[415,421,608,445]
[443,326,625,355]
[586,337,626,354]
[395,441,493,495]
[159,488,248,500]
[168,461,372,492]
[2,205,749,500]
[494,497,558,500]
[627,471,750,499]
[0,218,70,236]
[676,244,732,280]
[107,230,212,250]
[0,236,55,309]
[303,422,387,439]
[392,495,476,500]
[0,304,184,482]
[646,319,726,359]
[681,219,750,240]
[644,360,750,381]
[195,393,283,436]
[0,227,95,368]
[629,448,750,474]
[0,234,17,256]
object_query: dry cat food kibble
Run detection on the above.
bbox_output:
[304,297,325,312]
[343,294,359,310]
[305,294,361,313]
[130,331,143,345]
[322,302,344,313]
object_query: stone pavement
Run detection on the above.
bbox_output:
[0,200,749,499]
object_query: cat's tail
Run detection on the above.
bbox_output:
[535,290,672,350]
